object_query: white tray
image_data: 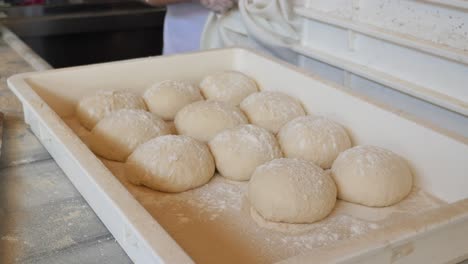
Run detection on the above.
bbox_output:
[8,48,468,264]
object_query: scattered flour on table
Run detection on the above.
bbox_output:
[1,236,19,242]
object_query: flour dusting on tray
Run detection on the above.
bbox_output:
[65,117,446,264]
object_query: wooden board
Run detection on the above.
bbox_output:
[0,112,3,156]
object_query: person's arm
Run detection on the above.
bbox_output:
[145,0,237,13]
[200,0,236,13]
[144,0,191,6]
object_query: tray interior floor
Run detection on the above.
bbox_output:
[65,117,446,264]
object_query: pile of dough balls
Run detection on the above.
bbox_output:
[75,70,414,224]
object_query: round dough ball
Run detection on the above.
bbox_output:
[249,158,337,224]
[209,124,283,181]
[200,71,258,105]
[331,145,413,207]
[240,91,305,133]
[278,116,352,169]
[143,80,203,120]
[76,90,146,130]
[174,100,248,142]
[126,135,215,193]
[88,109,171,162]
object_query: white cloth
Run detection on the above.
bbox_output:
[201,0,303,64]
[163,3,210,55]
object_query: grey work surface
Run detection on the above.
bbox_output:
[0,28,467,264]
[0,32,132,263]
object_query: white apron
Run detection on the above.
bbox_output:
[201,0,303,64]
[163,3,210,55]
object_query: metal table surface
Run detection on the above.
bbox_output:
[0,27,467,264]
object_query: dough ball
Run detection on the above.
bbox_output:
[143,80,203,120]
[174,100,248,142]
[278,116,352,169]
[249,158,337,224]
[240,91,305,133]
[76,90,146,130]
[88,109,171,162]
[331,145,413,207]
[200,71,258,105]
[209,124,283,181]
[126,135,215,193]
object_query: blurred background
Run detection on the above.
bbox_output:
[0,0,165,68]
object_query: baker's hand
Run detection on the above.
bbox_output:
[200,0,237,14]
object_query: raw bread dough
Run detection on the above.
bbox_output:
[126,135,215,193]
[209,124,283,181]
[240,91,305,133]
[88,109,171,162]
[174,100,248,142]
[143,80,203,120]
[278,116,352,169]
[200,71,258,105]
[331,145,413,207]
[76,89,146,130]
[248,158,337,224]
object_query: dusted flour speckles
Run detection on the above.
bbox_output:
[331,145,413,207]
[88,109,171,162]
[143,80,203,120]
[126,135,215,193]
[278,116,352,169]
[76,89,146,130]
[249,158,337,224]
[88,142,444,264]
[175,100,248,142]
[240,91,306,133]
[200,70,258,105]
[209,124,283,181]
